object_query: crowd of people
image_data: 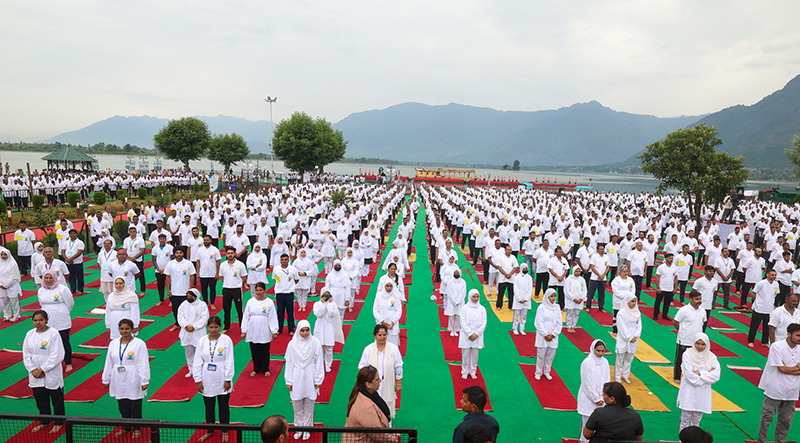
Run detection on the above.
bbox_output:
[10,172,800,442]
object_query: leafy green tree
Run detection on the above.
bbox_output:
[272,112,347,174]
[502,164,509,170]
[208,133,249,175]
[512,160,520,171]
[784,135,800,182]
[153,117,211,171]
[639,124,749,223]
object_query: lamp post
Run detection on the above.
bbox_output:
[264,96,277,186]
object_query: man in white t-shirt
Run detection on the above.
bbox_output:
[773,251,795,308]
[691,265,718,332]
[547,248,569,309]
[588,245,610,312]
[164,246,196,332]
[534,239,554,297]
[675,245,693,303]
[219,245,249,332]
[495,245,518,310]
[197,235,221,309]
[123,226,147,296]
[151,233,174,306]
[714,247,735,310]
[272,252,300,335]
[748,269,779,347]
[654,253,678,320]
[741,248,766,310]
[61,229,85,295]
[672,291,706,383]
[627,240,647,298]
[757,323,800,443]
[769,293,800,345]
[13,220,36,275]
[106,249,139,294]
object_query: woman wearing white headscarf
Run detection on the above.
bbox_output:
[270,236,290,270]
[31,242,45,287]
[392,234,409,267]
[105,277,141,340]
[321,231,337,274]
[0,246,22,322]
[325,259,350,321]
[379,262,405,303]
[534,288,562,380]
[359,230,375,276]
[614,294,642,384]
[610,264,635,334]
[351,240,365,279]
[440,255,459,309]
[285,319,324,440]
[373,281,403,347]
[511,263,534,335]
[459,289,487,380]
[358,324,403,420]
[577,339,611,443]
[382,254,407,279]
[38,270,75,372]
[677,332,720,431]
[304,243,322,296]
[342,248,361,312]
[446,268,466,337]
[564,267,587,333]
[293,249,314,310]
[313,288,345,372]
[246,243,270,288]
[335,224,350,258]
[241,282,279,377]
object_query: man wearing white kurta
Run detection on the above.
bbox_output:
[757,323,800,443]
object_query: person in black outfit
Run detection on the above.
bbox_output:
[583,382,644,443]
[453,386,499,443]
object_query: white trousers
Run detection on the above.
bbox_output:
[579,414,590,443]
[349,287,357,307]
[362,264,370,276]
[615,351,635,381]
[388,333,400,348]
[338,308,346,322]
[679,409,703,432]
[184,345,196,369]
[292,398,315,428]
[296,289,309,308]
[308,273,319,294]
[1,295,20,320]
[566,309,581,329]
[461,348,479,376]
[323,345,333,371]
[448,314,460,332]
[323,257,334,274]
[512,310,528,332]
[487,272,499,291]
[535,346,557,376]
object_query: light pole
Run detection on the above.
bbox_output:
[264,96,277,185]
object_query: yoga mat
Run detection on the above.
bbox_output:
[721,311,758,329]
[518,364,577,411]
[399,306,407,324]
[186,428,239,442]
[21,289,37,299]
[316,360,341,403]
[399,329,407,357]
[707,315,736,331]
[333,324,351,354]
[230,361,284,407]
[149,367,198,402]
[362,273,376,284]
[343,300,364,322]
[66,357,156,403]
[85,279,101,288]
[71,316,101,332]
[356,284,370,300]
[21,301,41,312]
[98,428,153,443]
[567,328,612,354]
[439,330,461,362]
[438,307,448,329]
[0,349,23,371]
[609,366,670,412]
[143,301,173,317]
[226,323,243,346]
[0,353,99,399]
[80,319,154,349]
[638,307,674,326]
[586,309,613,327]
[294,301,315,321]
[269,332,292,356]
[649,365,744,412]
[614,333,670,364]
[509,332,537,357]
[145,324,181,351]
[0,315,30,330]
[448,364,492,411]
[728,365,800,410]
[721,332,770,357]
[6,422,66,443]
[668,329,739,358]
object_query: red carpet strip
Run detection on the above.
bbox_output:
[343,301,364,322]
[149,367,198,402]
[70,316,101,332]
[80,319,154,349]
[186,428,240,443]
[720,332,770,357]
[721,311,759,329]
[0,315,31,330]
[294,301,315,321]
[333,325,351,354]
[145,324,181,351]
[707,316,736,331]
[21,289,37,299]
[6,422,66,443]
[438,307,448,329]
[98,427,153,443]
[509,331,537,358]
[399,329,407,357]
[315,360,341,404]
[586,309,613,327]
[0,353,98,399]
[448,364,492,411]
[638,307,674,326]
[399,306,407,325]
[728,365,800,409]
[0,349,23,371]
[143,301,173,317]
[269,332,292,356]
[519,364,577,411]
[439,331,462,362]
[565,327,612,355]
[66,357,156,402]
[229,361,284,407]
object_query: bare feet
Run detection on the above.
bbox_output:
[169,325,180,332]
[265,371,271,376]
[199,431,213,441]
[250,371,257,377]
[674,379,681,384]
[114,429,128,437]
[131,430,141,438]
[65,364,73,373]
[348,308,354,312]
[748,343,754,348]
[567,328,576,333]
[221,431,229,442]
[31,424,48,433]
[155,301,163,306]
[221,329,229,334]
[50,425,62,434]
[210,305,217,310]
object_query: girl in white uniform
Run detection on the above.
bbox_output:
[23,310,65,434]
[105,278,141,340]
[677,332,720,431]
[379,263,405,301]
[325,260,350,320]
[31,242,45,287]
[511,263,533,335]
[373,281,403,347]
[610,264,635,334]
[320,232,337,274]
[358,324,404,420]
[446,269,466,336]
[534,288,562,380]
[342,248,361,311]
[440,255,459,309]
[614,294,642,384]
[0,246,22,322]
[246,244,270,288]
[178,288,209,377]
[241,282,279,376]
[101,318,151,438]
[270,236,290,270]
[284,319,325,441]
[577,339,610,443]
[293,249,314,310]
[312,288,344,372]
[564,268,587,332]
[303,243,322,296]
[38,270,74,372]
[459,289,487,380]
[193,316,235,442]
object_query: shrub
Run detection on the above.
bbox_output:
[154,185,167,196]
[137,187,148,200]
[0,200,7,216]
[201,183,210,192]
[42,232,59,249]
[192,183,201,194]
[32,195,45,211]
[114,219,130,240]
[5,241,18,262]
[155,195,171,208]
[794,193,800,203]
[116,190,128,201]
[93,191,107,206]
[170,187,178,195]
[67,192,81,208]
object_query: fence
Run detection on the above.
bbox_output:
[0,413,417,443]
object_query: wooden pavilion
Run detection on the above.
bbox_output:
[41,146,97,170]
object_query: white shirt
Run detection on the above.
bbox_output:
[13,229,36,256]
[152,244,174,272]
[758,339,800,401]
[107,260,139,293]
[272,265,299,293]
[656,263,677,292]
[197,245,221,278]
[193,334,236,397]
[589,253,610,281]
[769,306,800,344]
[241,297,279,344]
[691,277,718,310]
[101,337,151,400]
[714,256,734,283]
[752,279,780,314]
[164,259,196,296]
[674,305,706,346]
[23,327,64,390]
[774,259,795,287]
[744,256,765,284]
[219,260,248,289]
[123,236,146,262]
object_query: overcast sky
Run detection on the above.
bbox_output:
[2,0,799,139]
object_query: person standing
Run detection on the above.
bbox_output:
[494,245,517,310]
[615,294,642,384]
[60,229,85,295]
[691,266,718,332]
[284,319,324,441]
[23,310,65,434]
[241,282,279,377]
[96,240,117,302]
[453,386,500,443]
[219,246,248,333]
[610,265,635,333]
[534,289,562,380]
[151,234,173,307]
[105,277,141,341]
[101,318,151,438]
[654,253,678,320]
[564,268,587,332]
[676,332,720,432]
[769,293,800,345]
[373,281,403,347]
[577,340,610,443]
[757,322,800,443]
[741,248,765,309]
[37,270,74,373]
[106,249,139,295]
[326,260,350,321]
[588,245,610,312]
[672,291,706,383]
[714,247,735,310]
[459,289,487,380]
[0,246,23,322]
[675,245,693,303]
[511,263,533,335]
[582,382,644,442]
[627,241,647,298]
[197,235,221,309]
[749,269,779,348]
[548,248,570,309]
[193,316,235,443]
[164,246,197,332]
[273,253,299,335]
[313,289,344,372]
[178,288,209,378]
[14,220,36,276]
[774,251,795,307]
[123,227,146,297]
[345,366,395,437]
[358,325,404,420]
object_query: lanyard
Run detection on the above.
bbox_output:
[68,240,76,253]
[45,261,53,271]
[209,338,218,362]
[119,339,131,363]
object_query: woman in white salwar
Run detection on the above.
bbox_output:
[373,281,403,347]
[246,244,270,288]
[105,278,141,340]
[440,255,459,309]
[564,268,587,333]
[511,263,533,335]
[359,231,375,276]
[382,251,409,277]
[610,264,635,334]
[0,246,22,322]
[391,235,409,269]
[534,289,562,380]
[101,318,150,437]
[342,248,361,311]
[178,289,209,378]
[614,294,642,384]
[577,339,610,443]
[241,282,279,377]
[293,249,314,310]
[677,332,720,431]
[358,324,403,420]
[313,288,345,372]
[351,240,366,279]
[304,243,322,296]
[446,269,466,336]
[284,319,324,441]
[38,270,75,372]
[325,260,350,320]
[193,316,235,442]
[459,289,487,380]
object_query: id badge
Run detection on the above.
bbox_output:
[207,364,217,372]
[117,366,126,373]
[102,263,109,271]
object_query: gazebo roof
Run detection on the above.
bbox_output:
[41,146,96,162]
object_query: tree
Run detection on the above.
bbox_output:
[272,112,347,174]
[639,124,748,224]
[512,159,521,171]
[784,135,800,182]
[153,117,211,171]
[208,133,249,175]
[502,164,509,170]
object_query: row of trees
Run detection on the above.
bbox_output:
[502,160,521,171]
[153,118,249,174]
[0,141,153,154]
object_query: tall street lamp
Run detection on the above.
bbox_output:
[264,96,277,185]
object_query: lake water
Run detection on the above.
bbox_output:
[0,151,789,194]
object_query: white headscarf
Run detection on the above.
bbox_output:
[327,259,350,287]
[465,289,481,309]
[293,249,312,273]
[618,294,641,323]
[0,247,20,287]
[285,319,321,369]
[541,288,559,311]
[108,277,139,308]
[685,332,714,371]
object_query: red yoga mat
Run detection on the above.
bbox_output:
[6,422,66,443]
[143,301,173,317]
[21,289,37,299]
[333,325,352,354]
[399,306,406,325]
[509,331,537,358]
[315,360,341,404]
[439,331,461,362]
[186,428,240,442]
[230,361,284,408]
[399,329,407,357]
[0,349,23,371]
[80,319,154,349]
[362,273,376,284]
[638,307,674,326]
[707,316,735,331]
[71,317,101,332]
[586,309,614,327]
[356,284,370,300]
[66,357,156,403]
[145,324,181,351]
[98,427,153,443]
[343,301,364,322]
[149,367,198,402]
[721,311,758,329]
[519,364,578,411]
[565,327,612,355]
[269,332,292,356]
[85,279,101,288]
[0,315,31,330]
[448,364,492,411]
[728,365,800,410]
[668,330,739,358]
[295,301,315,321]
[0,353,98,399]
[721,331,770,356]
[403,275,412,286]
[438,307,448,329]
[21,301,42,312]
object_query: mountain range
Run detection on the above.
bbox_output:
[13,74,800,168]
